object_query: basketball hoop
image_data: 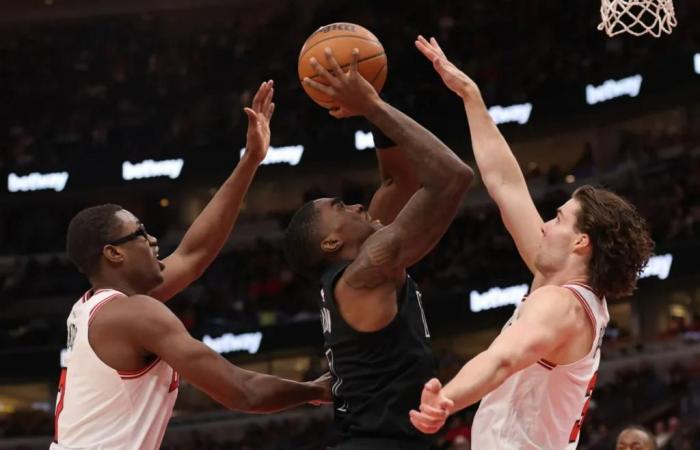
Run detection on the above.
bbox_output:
[598,0,677,37]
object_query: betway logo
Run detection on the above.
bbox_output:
[586,75,643,105]
[470,283,528,313]
[488,103,533,125]
[202,331,263,354]
[355,130,375,150]
[640,253,673,280]
[240,145,304,166]
[8,171,69,192]
[694,53,700,75]
[122,158,184,181]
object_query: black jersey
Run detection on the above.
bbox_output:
[319,261,435,449]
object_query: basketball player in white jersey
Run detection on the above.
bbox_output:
[51,81,331,450]
[409,37,654,449]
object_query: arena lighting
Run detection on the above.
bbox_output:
[488,103,533,125]
[355,130,375,150]
[7,171,69,192]
[122,158,184,181]
[694,53,700,75]
[239,145,304,166]
[639,253,673,280]
[469,254,673,313]
[469,283,529,313]
[202,331,263,355]
[585,74,643,105]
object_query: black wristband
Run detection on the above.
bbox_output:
[369,121,396,149]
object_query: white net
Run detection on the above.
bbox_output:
[598,0,677,37]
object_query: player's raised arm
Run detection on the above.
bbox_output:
[409,286,582,433]
[149,81,275,302]
[364,106,421,226]
[303,48,474,287]
[416,36,544,276]
[118,295,331,413]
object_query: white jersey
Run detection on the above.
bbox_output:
[51,289,179,450]
[472,283,609,450]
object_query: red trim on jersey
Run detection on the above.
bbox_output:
[564,287,597,335]
[54,368,67,442]
[87,293,124,325]
[82,288,115,303]
[541,358,557,368]
[565,281,603,301]
[537,360,554,370]
[118,357,162,379]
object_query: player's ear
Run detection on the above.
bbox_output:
[103,244,125,264]
[321,232,343,255]
[573,232,591,255]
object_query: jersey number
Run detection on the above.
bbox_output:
[568,371,598,443]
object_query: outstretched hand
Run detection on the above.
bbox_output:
[414,36,481,101]
[303,48,382,118]
[309,371,334,406]
[243,80,275,164]
[409,377,454,434]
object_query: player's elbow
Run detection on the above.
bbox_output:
[445,163,474,193]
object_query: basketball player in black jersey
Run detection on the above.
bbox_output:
[284,48,474,450]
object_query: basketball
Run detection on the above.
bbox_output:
[298,23,388,109]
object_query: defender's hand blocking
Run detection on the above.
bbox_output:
[303,48,382,118]
[414,36,480,101]
[409,378,454,434]
[243,80,275,164]
[308,371,334,406]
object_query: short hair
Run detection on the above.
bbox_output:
[618,425,657,450]
[66,204,124,277]
[284,201,325,279]
[572,186,654,299]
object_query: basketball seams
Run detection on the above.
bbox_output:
[298,35,382,62]
[301,53,387,81]
[370,63,387,85]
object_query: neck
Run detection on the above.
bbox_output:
[89,275,141,297]
[538,260,589,288]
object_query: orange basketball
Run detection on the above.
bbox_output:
[298,23,388,109]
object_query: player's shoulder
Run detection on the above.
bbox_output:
[523,285,584,319]
[94,294,168,324]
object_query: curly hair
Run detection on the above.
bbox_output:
[572,186,654,299]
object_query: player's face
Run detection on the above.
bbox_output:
[534,198,584,272]
[315,197,381,254]
[109,210,165,291]
[616,429,654,450]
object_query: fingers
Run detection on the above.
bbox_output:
[243,107,257,123]
[329,107,351,119]
[424,377,443,393]
[265,102,275,120]
[429,36,446,56]
[310,57,340,88]
[419,402,449,420]
[303,76,334,96]
[260,80,274,114]
[324,47,345,78]
[415,37,437,62]
[349,48,359,75]
[440,396,455,412]
[409,409,444,434]
[251,80,270,112]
